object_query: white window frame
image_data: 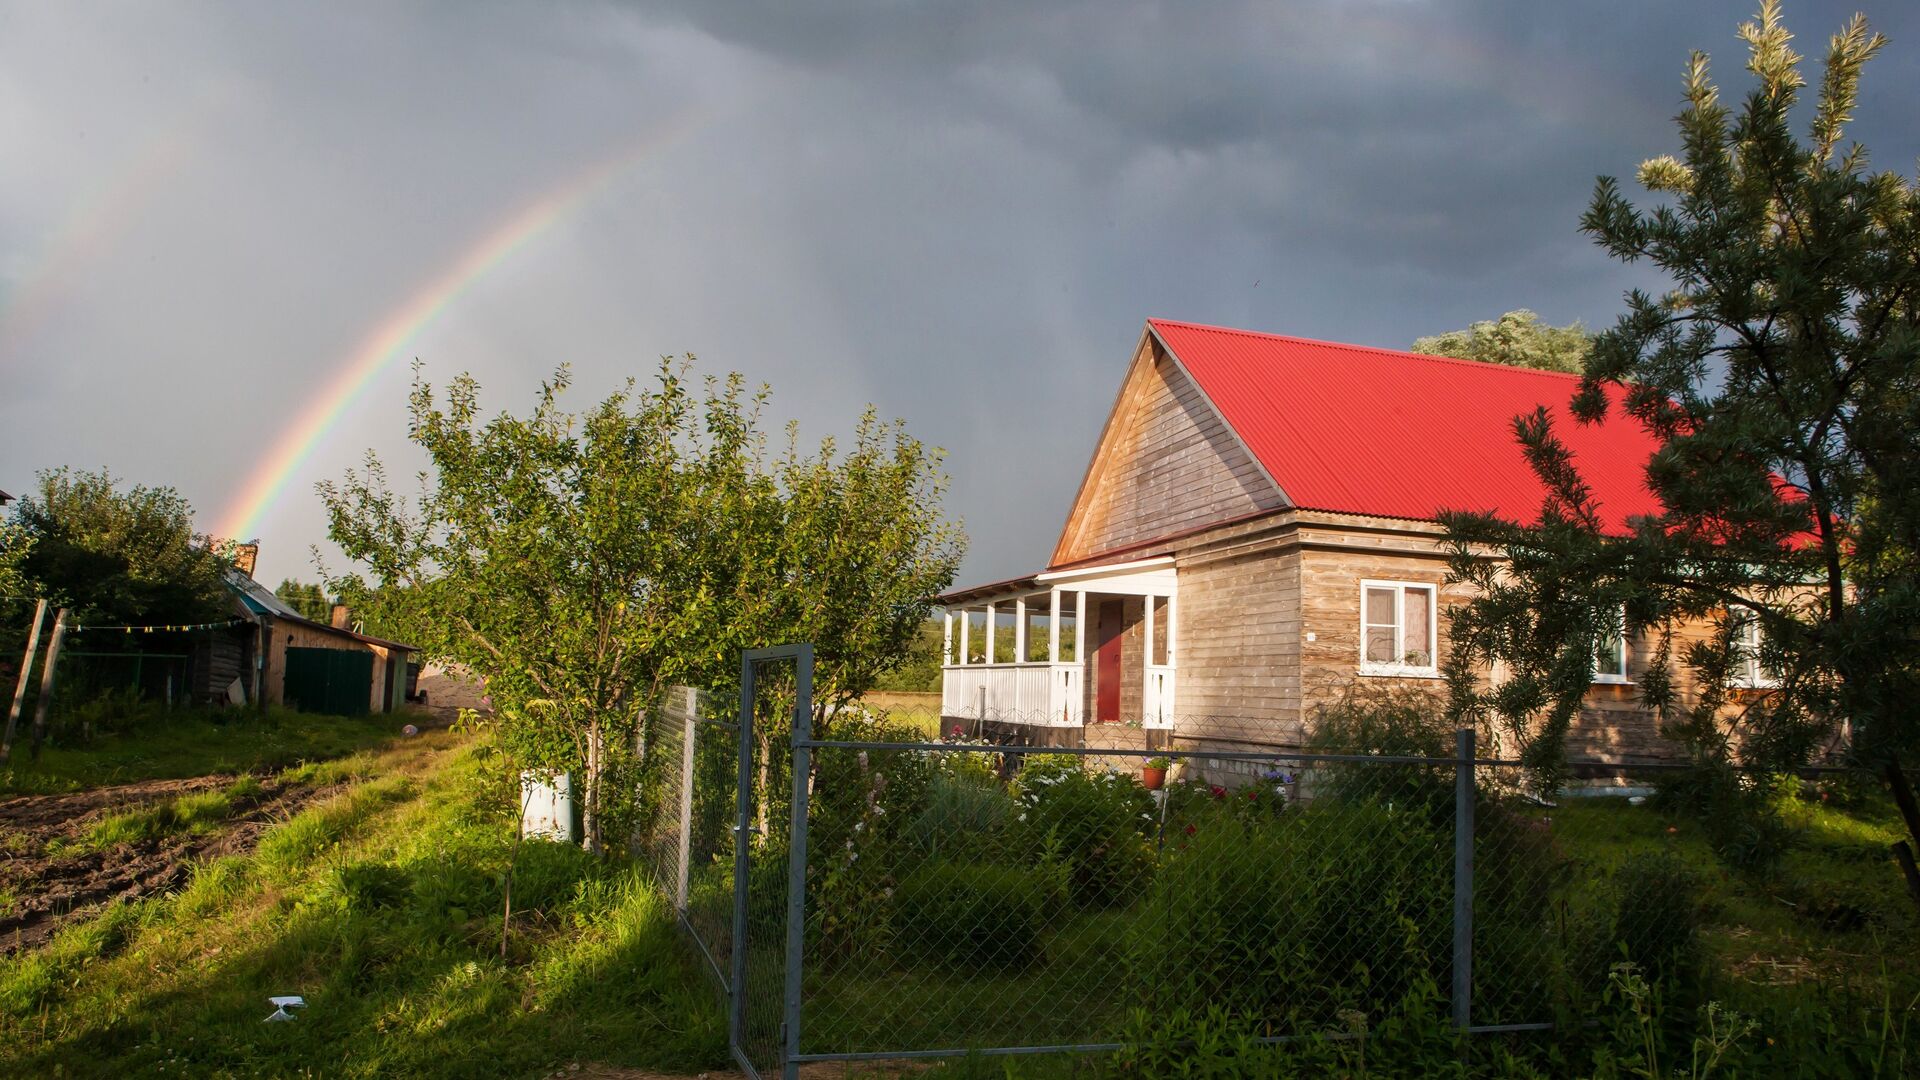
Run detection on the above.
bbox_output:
[1358,580,1440,678]
[1730,610,1780,689]
[1593,607,1631,685]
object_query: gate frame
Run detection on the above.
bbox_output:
[728,644,815,1080]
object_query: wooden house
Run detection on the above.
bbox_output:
[194,561,418,715]
[938,320,1772,759]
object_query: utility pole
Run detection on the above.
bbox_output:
[29,608,69,761]
[1,600,48,765]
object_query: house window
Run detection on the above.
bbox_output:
[1359,581,1438,676]
[1731,611,1780,689]
[1593,608,1630,684]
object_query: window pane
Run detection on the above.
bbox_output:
[1365,626,1397,663]
[1403,588,1431,664]
[1365,587,1396,626]
[1596,631,1624,676]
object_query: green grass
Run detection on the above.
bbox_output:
[1546,789,1918,983]
[0,732,727,1078]
[0,707,404,794]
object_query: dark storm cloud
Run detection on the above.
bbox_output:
[1,2,1915,586]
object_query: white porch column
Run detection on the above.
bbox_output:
[984,602,996,664]
[1167,591,1178,663]
[1144,594,1155,672]
[1074,590,1087,662]
[959,606,971,666]
[1048,588,1062,661]
[1014,597,1027,663]
[943,611,953,666]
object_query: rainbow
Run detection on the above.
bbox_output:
[211,116,701,542]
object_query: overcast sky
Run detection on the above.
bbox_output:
[2,1,1916,589]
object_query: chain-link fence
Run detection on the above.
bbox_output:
[651,688,1891,1079]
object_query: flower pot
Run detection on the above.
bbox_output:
[1141,765,1167,791]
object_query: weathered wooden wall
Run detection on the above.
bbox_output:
[1054,339,1284,566]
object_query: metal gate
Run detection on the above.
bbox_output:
[281,647,373,715]
[726,644,813,1080]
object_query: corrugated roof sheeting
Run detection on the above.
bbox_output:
[1149,319,1664,532]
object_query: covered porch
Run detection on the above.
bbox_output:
[939,557,1177,740]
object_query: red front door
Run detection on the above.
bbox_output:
[1095,600,1123,724]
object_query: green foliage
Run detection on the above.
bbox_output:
[870,618,945,693]
[1443,2,1920,799]
[905,761,1015,862]
[319,360,963,850]
[1306,681,1459,811]
[1015,756,1154,909]
[892,861,1051,972]
[1653,761,1791,873]
[1413,309,1593,373]
[1133,802,1454,1027]
[8,467,231,623]
[272,578,333,623]
[1609,853,1705,995]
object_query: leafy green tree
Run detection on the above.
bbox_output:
[273,579,332,623]
[1440,4,1920,810]
[319,361,962,851]
[1412,309,1593,374]
[0,522,30,602]
[9,468,230,623]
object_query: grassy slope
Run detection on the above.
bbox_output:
[0,706,404,794]
[1549,789,1919,986]
[0,731,726,1079]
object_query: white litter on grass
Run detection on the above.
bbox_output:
[264,995,306,1023]
[1628,795,1648,806]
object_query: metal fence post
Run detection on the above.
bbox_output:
[675,687,697,914]
[729,663,757,1063]
[780,645,815,1080]
[1452,726,1475,1032]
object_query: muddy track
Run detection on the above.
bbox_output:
[0,774,334,954]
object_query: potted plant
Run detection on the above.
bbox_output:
[1141,756,1171,791]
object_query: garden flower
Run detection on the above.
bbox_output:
[1184,824,1196,835]
[1209,785,1226,799]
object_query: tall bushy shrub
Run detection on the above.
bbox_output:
[1015,757,1154,909]
[1130,803,1453,1026]
[1305,683,1457,818]
[891,862,1051,971]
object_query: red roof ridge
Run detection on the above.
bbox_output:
[1145,317,1588,384]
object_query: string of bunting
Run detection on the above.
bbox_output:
[70,618,248,635]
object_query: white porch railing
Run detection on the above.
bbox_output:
[941,663,1083,726]
[1144,664,1176,729]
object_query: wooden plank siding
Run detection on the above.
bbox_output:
[1053,336,1285,567]
[1144,508,1678,756]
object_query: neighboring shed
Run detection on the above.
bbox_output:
[211,564,419,715]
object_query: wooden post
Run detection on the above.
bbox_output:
[1048,588,1062,663]
[1074,591,1087,663]
[959,607,970,666]
[30,608,69,760]
[942,611,953,666]
[1014,597,1027,664]
[984,602,996,664]
[2,600,48,765]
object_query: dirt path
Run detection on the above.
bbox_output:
[0,773,332,954]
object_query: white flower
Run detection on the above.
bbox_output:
[1018,813,1027,822]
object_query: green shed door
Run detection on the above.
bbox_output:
[283,647,374,716]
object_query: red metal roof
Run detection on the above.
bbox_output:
[1148,319,1664,532]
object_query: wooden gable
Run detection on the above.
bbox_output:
[1051,331,1288,566]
